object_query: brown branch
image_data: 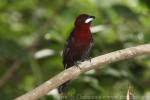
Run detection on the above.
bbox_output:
[15,44,150,100]
[0,61,21,87]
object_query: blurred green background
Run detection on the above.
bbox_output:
[0,0,150,100]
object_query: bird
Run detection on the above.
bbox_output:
[58,14,95,94]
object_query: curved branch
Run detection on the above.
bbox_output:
[15,44,150,100]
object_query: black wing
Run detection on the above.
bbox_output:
[62,29,75,69]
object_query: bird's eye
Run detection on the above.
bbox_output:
[85,18,94,23]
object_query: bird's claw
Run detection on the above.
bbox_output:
[74,61,81,70]
[89,57,92,63]
[85,57,92,63]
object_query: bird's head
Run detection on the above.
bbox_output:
[75,14,95,27]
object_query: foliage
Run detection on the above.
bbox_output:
[0,0,150,99]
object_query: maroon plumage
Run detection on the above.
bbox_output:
[58,14,95,94]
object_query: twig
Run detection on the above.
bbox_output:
[15,44,150,100]
[0,61,21,87]
[126,85,133,100]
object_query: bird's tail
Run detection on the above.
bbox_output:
[58,80,70,95]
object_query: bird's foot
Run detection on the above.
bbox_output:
[85,57,92,63]
[74,61,82,70]
[89,57,92,63]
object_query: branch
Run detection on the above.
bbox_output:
[126,85,133,100]
[0,61,21,87]
[15,44,150,100]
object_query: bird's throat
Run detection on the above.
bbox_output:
[74,26,92,42]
